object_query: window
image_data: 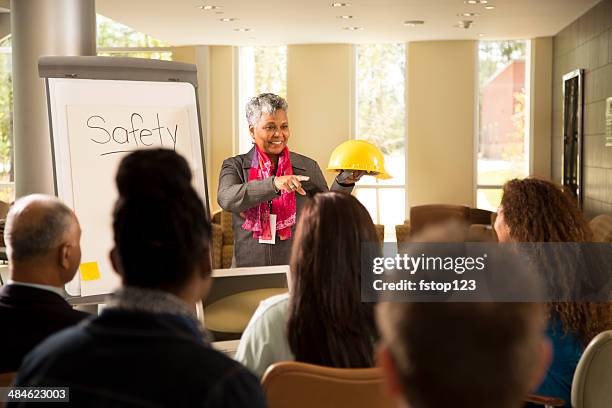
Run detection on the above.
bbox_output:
[477,40,530,211]
[0,16,170,205]
[353,44,406,241]
[0,35,12,204]
[96,15,172,60]
[237,46,287,155]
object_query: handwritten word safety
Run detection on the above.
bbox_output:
[86,112,179,156]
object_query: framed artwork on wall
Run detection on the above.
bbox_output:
[562,69,585,208]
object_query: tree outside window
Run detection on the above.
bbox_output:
[0,15,171,205]
[237,46,287,154]
[97,15,172,60]
[477,40,529,211]
[354,44,406,241]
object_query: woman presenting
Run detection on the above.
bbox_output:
[218,93,363,267]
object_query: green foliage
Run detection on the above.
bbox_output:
[357,44,405,156]
[479,40,526,87]
[0,51,12,183]
[501,90,526,162]
[96,15,169,48]
[253,47,287,97]
[0,15,172,203]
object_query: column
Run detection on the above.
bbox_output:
[11,0,96,196]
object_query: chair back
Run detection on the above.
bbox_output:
[469,207,493,225]
[211,209,235,268]
[572,330,612,408]
[0,371,16,387]
[262,361,396,408]
[374,224,385,243]
[409,204,470,236]
[395,222,411,244]
[589,215,612,243]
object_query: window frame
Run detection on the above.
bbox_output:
[352,43,407,239]
[474,39,532,211]
[235,45,288,156]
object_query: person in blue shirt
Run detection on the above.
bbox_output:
[495,177,612,407]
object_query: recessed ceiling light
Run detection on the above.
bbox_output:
[331,2,351,7]
[403,20,425,27]
[464,0,487,4]
[484,5,496,9]
[337,15,354,19]
[234,28,252,32]
[454,20,473,29]
[458,12,480,17]
[219,17,237,22]
[343,26,363,31]
[478,33,486,37]
[198,5,221,11]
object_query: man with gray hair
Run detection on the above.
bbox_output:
[0,194,88,372]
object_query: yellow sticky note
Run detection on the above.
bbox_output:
[80,262,101,281]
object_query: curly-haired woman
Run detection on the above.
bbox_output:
[495,177,612,406]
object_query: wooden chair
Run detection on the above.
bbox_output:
[211,209,234,269]
[261,361,396,408]
[469,207,493,225]
[0,371,16,387]
[525,329,612,408]
[409,204,470,236]
[374,224,385,243]
[395,220,411,244]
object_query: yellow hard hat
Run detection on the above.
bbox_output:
[327,140,391,179]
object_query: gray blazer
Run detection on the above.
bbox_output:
[218,147,353,267]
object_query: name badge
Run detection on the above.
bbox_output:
[259,214,277,245]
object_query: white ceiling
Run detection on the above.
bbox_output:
[96,0,600,46]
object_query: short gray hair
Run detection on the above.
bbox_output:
[245,93,288,126]
[4,194,75,262]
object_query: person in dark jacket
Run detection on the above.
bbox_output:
[11,149,267,408]
[0,194,88,373]
[218,93,363,267]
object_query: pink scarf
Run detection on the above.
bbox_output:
[242,146,296,240]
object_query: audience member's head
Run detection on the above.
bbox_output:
[111,148,212,304]
[496,177,611,346]
[377,301,550,408]
[287,191,380,368]
[4,194,81,286]
[495,177,591,243]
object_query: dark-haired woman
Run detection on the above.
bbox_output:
[495,177,612,407]
[13,149,266,407]
[235,191,380,377]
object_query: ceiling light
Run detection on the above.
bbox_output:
[478,33,486,37]
[464,0,488,4]
[403,20,425,27]
[458,12,480,17]
[454,20,473,29]
[343,26,363,31]
[484,5,496,9]
[234,28,252,32]
[219,18,237,22]
[337,15,354,19]
[331,2,351,7]
[198,5,221,11]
